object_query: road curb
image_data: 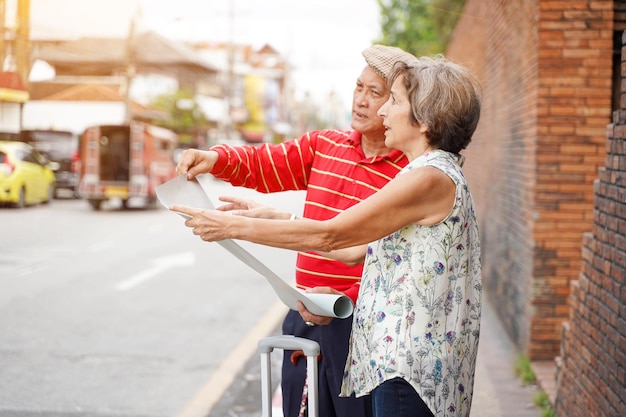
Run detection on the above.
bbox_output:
[177,301,288,417]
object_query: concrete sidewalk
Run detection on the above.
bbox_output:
[469,298,542,417]
[206,296,544,417]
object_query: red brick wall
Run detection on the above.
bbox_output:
[554,44,626,414]
[446,0,613,359]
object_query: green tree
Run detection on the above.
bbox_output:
[150,89,210,144]
[376,0,466,56]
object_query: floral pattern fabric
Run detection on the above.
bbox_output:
[340,150,482,417]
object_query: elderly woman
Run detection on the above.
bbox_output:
[173,55,483,417]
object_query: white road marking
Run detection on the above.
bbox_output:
[176,301,288,417]
[114,252,195,291]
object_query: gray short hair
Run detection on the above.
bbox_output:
[388,55,482,154]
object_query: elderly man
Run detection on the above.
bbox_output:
[177,44,417,417]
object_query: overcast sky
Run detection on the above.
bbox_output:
[26,0,382,108]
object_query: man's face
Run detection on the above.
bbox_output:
[351,66,389,140]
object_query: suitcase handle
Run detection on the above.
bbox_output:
[258,335,320,356]
[258,336,320,417]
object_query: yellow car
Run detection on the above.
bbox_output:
[0,141,57,207]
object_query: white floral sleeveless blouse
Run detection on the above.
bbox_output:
[340,150,482,417]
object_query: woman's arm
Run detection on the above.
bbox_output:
[216,195,367,264]
[171,165,455,253]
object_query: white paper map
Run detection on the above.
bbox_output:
[155,174,354,319]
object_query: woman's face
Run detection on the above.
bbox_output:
[378,75,423,154]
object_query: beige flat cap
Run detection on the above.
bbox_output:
[362,44,418,79]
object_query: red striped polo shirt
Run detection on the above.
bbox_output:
[210,129,407,302]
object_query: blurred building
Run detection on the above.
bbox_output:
[26,31,218,135]
[190,42,292,143]
[0,0,30,133]
[21,30,297,146]
[0,0,337,146]
[0,70,29,132]
[22,83,167,134]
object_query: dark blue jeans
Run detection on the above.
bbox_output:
[372,378,434,417]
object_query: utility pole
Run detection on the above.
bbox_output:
[224,0,235,140]
[0,0,6,68]
[124,9,138,124]
[16,0,29,89]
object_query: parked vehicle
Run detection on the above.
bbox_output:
[19,129,79,198]
[77,122,178,210]
[0,141,57,207]
[0,132,19,141]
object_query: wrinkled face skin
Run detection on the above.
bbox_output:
[350,66,390,141]
[378,74,419,155]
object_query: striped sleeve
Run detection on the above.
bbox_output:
[210,133,319,193]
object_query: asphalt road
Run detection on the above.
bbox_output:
[0,178,305,417]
